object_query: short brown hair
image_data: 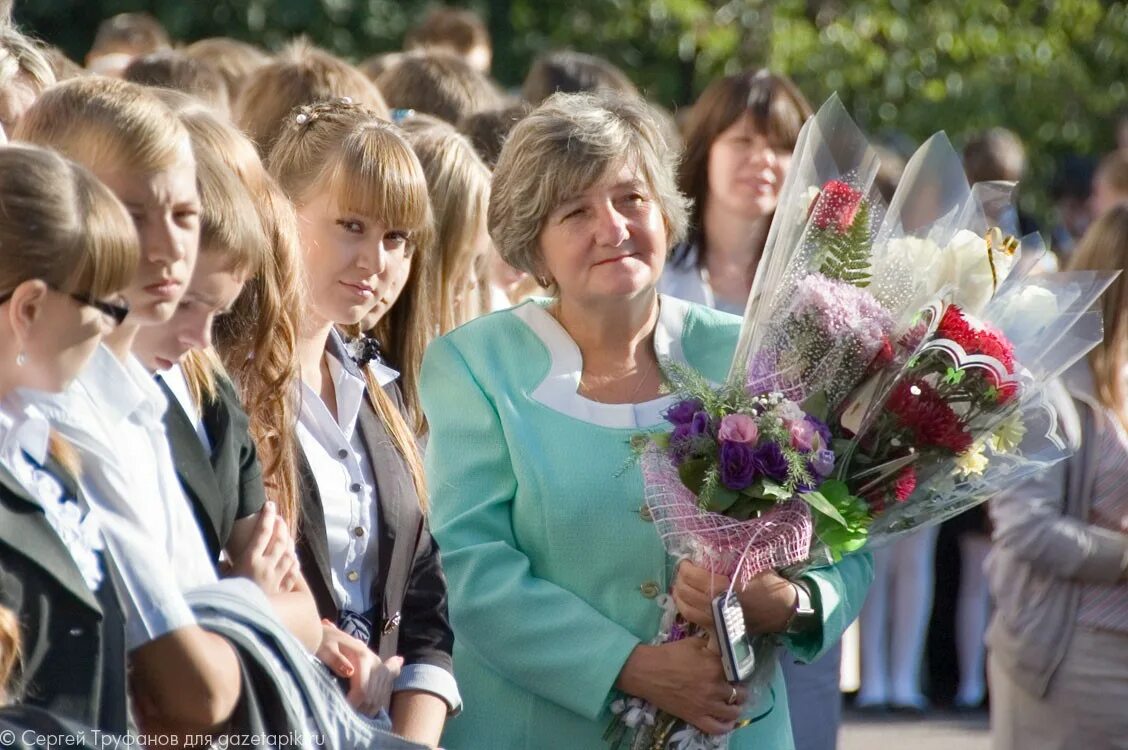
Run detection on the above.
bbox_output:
[405,7,490,56]
[87,12,170,61]
[963,127,1027,184]
[521,51,637,105]
[235,40,389,157]
[377,51,503,125]
[457,102,529,169]
[124,51,230,115]
[489,91,689,281]
[678,70,811,252]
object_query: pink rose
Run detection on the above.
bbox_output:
[718,414,759,444]
[788,419,820,452]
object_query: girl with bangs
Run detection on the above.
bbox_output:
[11,77,246,739]
[0,144,137,733]
[267,99,457,745]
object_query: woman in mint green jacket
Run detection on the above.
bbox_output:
[420,91,873,749]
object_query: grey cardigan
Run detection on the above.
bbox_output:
[985,369,1128,697]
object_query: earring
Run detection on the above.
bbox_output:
[16,351,26,367]
[536,275,552,288]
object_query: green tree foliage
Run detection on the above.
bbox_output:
[15,0,1128,223]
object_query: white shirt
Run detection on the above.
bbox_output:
[658,243,749,316]
[15,345,217,648]
[0,402,105,592]
[159,363,211,453]
[296,354,382,613]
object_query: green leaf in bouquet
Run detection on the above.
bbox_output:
[731,495,776,519]
[678,458,709,497]
[801,489,849,528]
[800,391,830,422]
[943,367,966,386]
[750,478,793,501]
[648,432,670,451]
[816,199,872,287]
[703,486,741,513]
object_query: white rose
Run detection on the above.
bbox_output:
[990,285,1059,343]
[938,229,1016,314]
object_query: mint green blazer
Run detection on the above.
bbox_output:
[421,297,873,749]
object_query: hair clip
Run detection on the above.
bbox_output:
[295,112,310,125]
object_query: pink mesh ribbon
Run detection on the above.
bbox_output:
[641,449,814,584]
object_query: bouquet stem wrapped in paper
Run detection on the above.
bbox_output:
[606,95,1118,750]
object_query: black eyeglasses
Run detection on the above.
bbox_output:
[0,286,130,326]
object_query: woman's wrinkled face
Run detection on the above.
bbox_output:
[296,188,413,327]
[707,114,792,220]
[132,250,248,372]
[538,162,667,306]
[96,139,201,326]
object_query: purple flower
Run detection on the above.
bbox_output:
[807,416,833,449]
[810,449,836,478]
[718,413,759,444]
[752,442,790,483]
[665,398,704,426]
[689,410,713,438]
[719,440,758,490]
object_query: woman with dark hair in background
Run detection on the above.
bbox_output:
[660,69,811,316]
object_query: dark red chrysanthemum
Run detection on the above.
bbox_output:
[812,180,863,233]
[886,378,973,453]
[862,465,917,513]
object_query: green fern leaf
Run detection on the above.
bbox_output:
[816,199,873,288]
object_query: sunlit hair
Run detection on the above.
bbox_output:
[401,115,491,334]
[0,25,56,96]
[87,12,169,61]
[0,605,20,704]
[123,50,230,115]
[39,44,85,82]
[676,69,811,268]
[183,37,269,108]
[489,90,689,284]
[1066,204,1128,432]
[266,97,432,504]
[376,51,504,126]
[235,39,389,157]
[0,143,137,305]
[158,88,303,532]
[13,76,190,178]
[521,50,637,105]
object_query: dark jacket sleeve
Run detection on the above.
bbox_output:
[218,376,267,520]
[395,518,455,674]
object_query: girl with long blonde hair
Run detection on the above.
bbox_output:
[986,205,1128,749]
[398,116,492,335]
[266,98,456,744]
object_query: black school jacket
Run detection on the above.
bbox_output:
[160,374,266,565]
[295,337,453,677]
[0,463,128,733]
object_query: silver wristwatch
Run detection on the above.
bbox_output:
[784,579,817,634]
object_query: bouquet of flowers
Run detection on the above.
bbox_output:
[606,95,1117,750]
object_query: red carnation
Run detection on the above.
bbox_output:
[886,378,973,453]
[937,305,977,352]
[893,465,917,501]
[812,180,863,233]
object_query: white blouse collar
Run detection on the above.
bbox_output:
[0,401,51,467]
[512,294,690,429]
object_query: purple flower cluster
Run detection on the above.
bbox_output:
[664,398,837,493]
[788,273,895,363]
